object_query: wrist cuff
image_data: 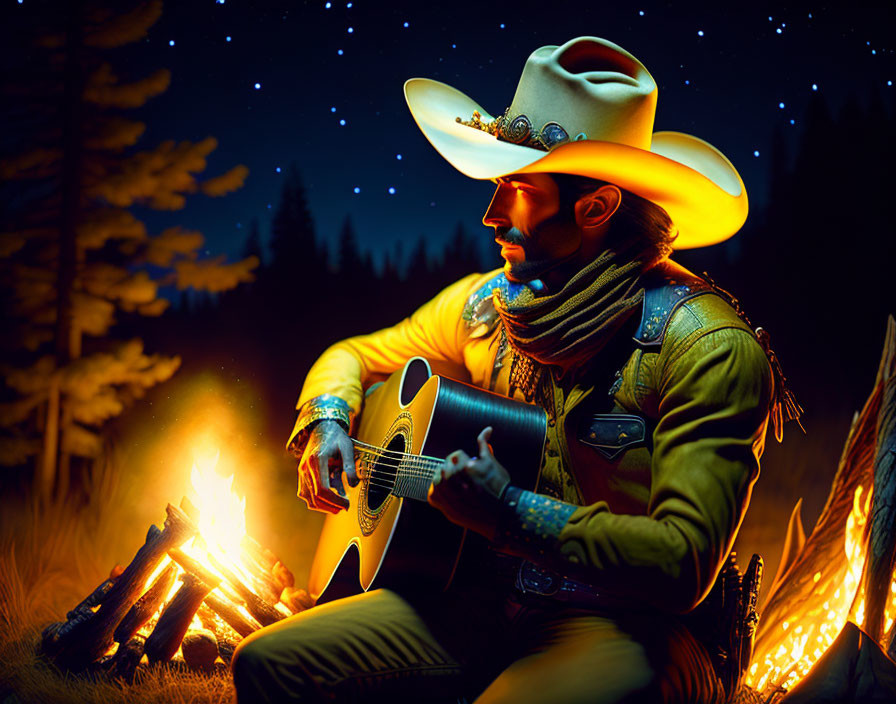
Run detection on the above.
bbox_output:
[287,394,353,457]
[495,488,576,561]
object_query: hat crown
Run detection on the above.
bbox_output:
[508,37,657,151]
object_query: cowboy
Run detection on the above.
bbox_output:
[233,37,794,704]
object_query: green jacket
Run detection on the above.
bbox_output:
[291,259,773,614]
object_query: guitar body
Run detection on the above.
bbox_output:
[308,357,547,603]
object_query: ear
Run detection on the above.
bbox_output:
[574,184,622,230]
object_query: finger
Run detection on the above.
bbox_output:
[477,427,494,458]
[447,450,470,470]
[328,460,347,498]
[340,436,360,487]
[310,454,349,512]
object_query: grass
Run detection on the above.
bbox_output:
[0,452,237,704]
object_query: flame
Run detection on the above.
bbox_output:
[747,484,896,695]
[136,449,268,642]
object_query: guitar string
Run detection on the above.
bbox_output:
[353,453,444,478]
[351,438,444,465]
[355,455,442,476]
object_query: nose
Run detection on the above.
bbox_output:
[482,182,514,230]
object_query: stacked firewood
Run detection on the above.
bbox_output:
[39,499,313,682]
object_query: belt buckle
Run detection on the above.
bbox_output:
[516,560,561,597]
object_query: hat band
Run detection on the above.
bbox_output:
[456,107,586,152]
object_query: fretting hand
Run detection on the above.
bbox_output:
[297,420,359,514]
[427,426,512,541]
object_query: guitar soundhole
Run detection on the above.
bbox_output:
[366,433,405,512]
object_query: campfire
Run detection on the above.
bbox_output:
[39,453,311,681]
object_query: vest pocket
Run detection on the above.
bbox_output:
[577,413,647,460]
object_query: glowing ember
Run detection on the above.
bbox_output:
[746,484,888,694]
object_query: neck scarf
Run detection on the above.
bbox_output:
[494,243,656,403]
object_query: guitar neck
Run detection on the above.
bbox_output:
[352,439,442,503]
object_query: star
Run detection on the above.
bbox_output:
[388,187,396,194]
[697,30,704,37]
[753,150,760,157]
[226,36,232,42]
[169,40,175,46]
[254,83,261,89]
[354,187,361,194]
[396,154,402,160]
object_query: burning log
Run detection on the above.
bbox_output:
[217,635,240,665]
[144,573,214,664]
[203,591,260,638]
[167,547,223,591]
[181,629,218,672]
[41,569,122,656]
[858,315,896,645]
[68,566,121,620]
[235,536,282,605]
[43,504,196,669]
[108,635,146,684]
[207,553,284,627]
[113,564,177,645]
[281,586,314,613]
[242,535,277,573]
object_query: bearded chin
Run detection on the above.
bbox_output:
[505,258,554,283]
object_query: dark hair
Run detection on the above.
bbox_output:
[552,174,678,260]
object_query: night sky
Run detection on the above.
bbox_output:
[7,0,895,266]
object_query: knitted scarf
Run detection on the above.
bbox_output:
[494,243,656,402]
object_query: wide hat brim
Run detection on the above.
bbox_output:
[405,78,748,249]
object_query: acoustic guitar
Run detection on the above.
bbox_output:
[308,357,547,603]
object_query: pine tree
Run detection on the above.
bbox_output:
[337,216,365,280]
[0,0,257,500]
[242,217,264,266]
[267,163,324,296]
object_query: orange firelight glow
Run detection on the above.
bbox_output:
[138,450,274,642]
[746,484,896,695]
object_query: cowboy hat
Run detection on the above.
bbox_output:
[404,36,747,249]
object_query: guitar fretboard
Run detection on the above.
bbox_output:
[352,439,443,502]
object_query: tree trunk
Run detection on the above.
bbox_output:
[38,374,60,503]
[55,0,85,492]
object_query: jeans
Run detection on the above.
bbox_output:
[231,581,724,704]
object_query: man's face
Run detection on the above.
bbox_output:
[482,173,582,284]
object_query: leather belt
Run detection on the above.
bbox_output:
[483,551,606,609]
[514,560,605,607]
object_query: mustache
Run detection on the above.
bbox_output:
[495,227,526,246]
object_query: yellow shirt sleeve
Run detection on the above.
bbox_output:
[289,271,493,446]
[556,325,772,613]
